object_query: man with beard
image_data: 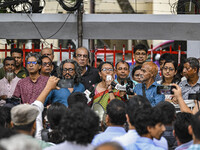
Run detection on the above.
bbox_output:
[0,57,20,106]
[134,62,165,106]
[44,59,85,107]
[0,48,27,79]
[73,47,101,89]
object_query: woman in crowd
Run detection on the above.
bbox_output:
[157,59,181,104]
[131,65,142,83]
[91,62,122,119]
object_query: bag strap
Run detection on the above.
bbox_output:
[142,83,146,98]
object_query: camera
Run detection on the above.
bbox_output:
[188,91,200,101]
[111,77,135,95]
[157,85,176,95]
[57,79,74,88]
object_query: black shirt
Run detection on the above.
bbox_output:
[81,66,101,89]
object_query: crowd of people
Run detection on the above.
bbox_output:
[0,44,200,150]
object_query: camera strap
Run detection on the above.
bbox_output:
[142,84,146,98]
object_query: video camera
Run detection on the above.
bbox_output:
[111,77,135,95]
[157,85,176,95]
[188,91,200,101]
[6,97,21,106]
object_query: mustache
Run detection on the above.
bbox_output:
[63,73,73,78]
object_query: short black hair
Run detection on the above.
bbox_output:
[60,103,99,145]
[134,107,164,136]
[10,48,23,56]
[13,120,35,132]
[155,101,175,125]
[184,57,199,73]
[159,53,173,64]
[98,61,114,72]
[115,60,130,70]
[106,99,126,126]
[67,92,88,108]
[126,95,151,126]
[3,57,16,66]
[131,65,142,77]
[47,102,67,144]
[0,106,11,127]
[174,112,193,144]
[134,44,148,54]
[191,111,200,140]
[92,58,103,67]
[41,55,52,63]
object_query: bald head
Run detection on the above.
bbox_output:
[143,62,158,78]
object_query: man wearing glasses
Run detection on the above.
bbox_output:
[178,57,200,108]
[13,53,49,104]
[40,55,53,77]
[73,47,101,89]
[40,47,58,77]
[44,59,85,107]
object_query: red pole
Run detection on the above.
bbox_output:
[41,43,44,49]
[32,43,35,53]
[94,45,97,68]
[113,44,116,66]
[104,46,106,62]
[178,45,181,66]
[151,44,153,62]
[122,44,125,61]
[169,45,172,54]
[60,44,62,62]
[5,44,7,58]
[51,44,53,49]
[132,45,134,65]
[23,44,26,67]
[69,44,71,59]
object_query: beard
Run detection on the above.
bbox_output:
[5,72,15,83]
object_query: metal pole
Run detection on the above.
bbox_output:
[77,2,83,47]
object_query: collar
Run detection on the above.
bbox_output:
[136,137,154,144]
[143,81,158,89]
[183,76,200,86]
[105,126,126,133]
[176,140,193,150]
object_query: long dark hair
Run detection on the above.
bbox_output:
[161,60,180,84]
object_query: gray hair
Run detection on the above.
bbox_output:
[58,59,82,84]
[185,57,199,73]
[25,53,41,65]
[40,47,54,56]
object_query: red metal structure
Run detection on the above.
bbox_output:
[0,43,186,67]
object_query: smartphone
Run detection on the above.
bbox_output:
[106,75,112,81]
[157,85,176,94]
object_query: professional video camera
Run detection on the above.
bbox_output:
[188,91,200,101]
[111,77,135,95]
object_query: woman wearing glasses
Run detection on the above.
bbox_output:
[157,60,181,103]
[131,65,142,83]
[91,62,122,120]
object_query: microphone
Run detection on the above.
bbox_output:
[84,86,95,104]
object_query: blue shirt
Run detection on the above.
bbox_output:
[125,137,165,150]
[92,126,126,146]
[175,140,193,150]
[187,144,200,150]
[44,83,85,107]
[134,82,165,106]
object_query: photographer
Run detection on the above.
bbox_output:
[44,59,85,107]
[171,83,200,114]
[114,60,136,99]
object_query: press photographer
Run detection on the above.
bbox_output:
[44,59,85,107]
[114,60,136,99]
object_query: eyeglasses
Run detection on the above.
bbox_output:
[76,54,88,59]
[117,67,129,71]
[63,68,74,73]
[42,62,52,67]
[101,68,114,72]
[163,67,175,72]
[135,52,147,56]
[134,74,141,77]
[27,61,37,65]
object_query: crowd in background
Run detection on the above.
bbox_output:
[0,44,200,150]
